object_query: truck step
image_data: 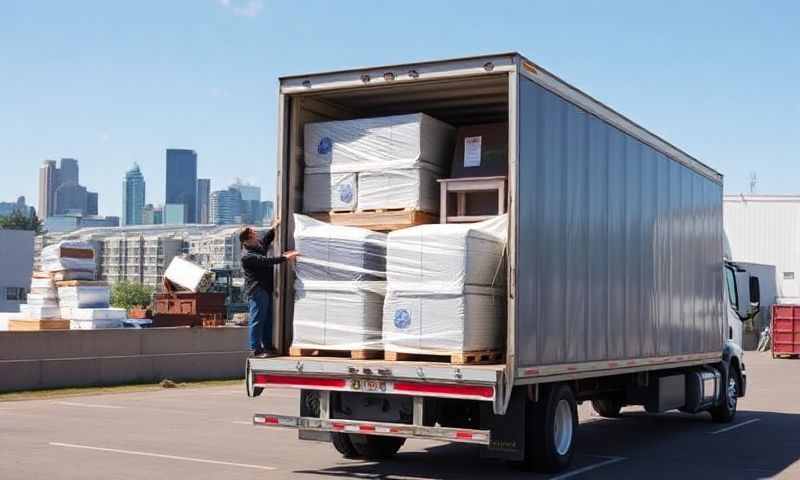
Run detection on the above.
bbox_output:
[308,209,436,232]
[289,347,383,360]
[384,350,504,365]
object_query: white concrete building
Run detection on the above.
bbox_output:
[724,194,800,299]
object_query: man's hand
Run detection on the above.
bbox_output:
[271,217,281,229]
[283,250,300,260]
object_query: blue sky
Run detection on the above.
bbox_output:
[1,1,798,217]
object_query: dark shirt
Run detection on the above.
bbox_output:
[241,228,286,298]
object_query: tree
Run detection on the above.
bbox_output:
[0,210,43,234]
[110,281,155,311]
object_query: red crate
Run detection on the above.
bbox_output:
[772,305,800,358]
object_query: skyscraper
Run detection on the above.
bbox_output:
[57,158,79,186]
[54,182,87,214]
[210,188,242,225]
[261,200,274,225]
[86,192,99,216]
[165,149,197,224]
[122,163,146,225]
[196,178,211,224]
[230,180,261,224]
[38,160,57,217]
[164,204,185,225]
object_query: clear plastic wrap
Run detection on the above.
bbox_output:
[25,293,59,306]
[61,307,127,321]
[292,215,387,351]
[383,215,508,355]
[357,166,442,212]
[41,241,96,272]
[20,304,61,320]
[302,113,455,213]
[293,214,386,282]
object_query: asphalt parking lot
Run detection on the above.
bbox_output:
[1,351,798,480]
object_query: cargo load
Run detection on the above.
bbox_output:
[20,304,61,320]
[57,286,111,308]
[62,307,126,329]
[290,214,387,352]
[302,113,455,213]
[383,215,508,355]
[164,256,215,293]
[41,241,96,273]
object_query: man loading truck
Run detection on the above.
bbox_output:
[240,219,298,357]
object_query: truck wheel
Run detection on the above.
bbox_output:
[527,384,578,473]
[349,435,406,460]
[245,361,263,398]
[710,363,739,423]
[591,398,623,418]
[331,433,359,459]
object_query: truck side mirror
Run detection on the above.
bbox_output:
[749,276,760,306]
[734,271,754,320]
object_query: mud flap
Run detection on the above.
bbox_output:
[480,386,527,461]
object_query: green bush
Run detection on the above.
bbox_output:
[110,281,155,310]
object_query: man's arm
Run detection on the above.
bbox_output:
[260,227,275,248]
[242,250,286,271]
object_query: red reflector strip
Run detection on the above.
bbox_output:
[358,425,376,432]
[456,431,473,440]
[253,374,346,388]
[394,382,494,398]
[331,422,346,430]
[263,416,279,425]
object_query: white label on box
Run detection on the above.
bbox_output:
[464,136,482,167]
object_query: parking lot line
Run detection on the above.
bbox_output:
[550,456,627,480]
[54,401,124,409]
[48,442,277,471]
[709,418,761,435]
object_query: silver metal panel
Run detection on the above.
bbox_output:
[516,76,724,369]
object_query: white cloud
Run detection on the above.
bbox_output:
[217,0,263,17]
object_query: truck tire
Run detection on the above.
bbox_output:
[710,363,739,423]
[331,433,360,459]
[526,384,578,473]
[591,398,623,418]
[349,435,406,460]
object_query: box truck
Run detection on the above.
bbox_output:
[246,53,760,473]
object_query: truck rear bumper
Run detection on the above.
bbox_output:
[253,413,491,445]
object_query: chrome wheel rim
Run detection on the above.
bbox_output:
[727,375,737,411]
[553,399,573,456]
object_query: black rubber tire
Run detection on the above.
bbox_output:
[331,433,360,459]
[591,397,623,418]
[710,363,739,423]
[525,384,578,473]
[349,434,406,460]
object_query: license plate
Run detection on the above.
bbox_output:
[352,379,388,393]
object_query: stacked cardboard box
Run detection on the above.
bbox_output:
[303,113,455,213]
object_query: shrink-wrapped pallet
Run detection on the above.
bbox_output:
[20,304,61,320]
[357,166,442,212]
[302,113,455,213]
[57,286,111,308]
[164,256,215,293]
[62,307,126,329]
[291,215,387,351]
[292,280,384,350]
[383,215,508,355]
[383,286,505,354]
[293,214,386,282]
[41,241,96,273]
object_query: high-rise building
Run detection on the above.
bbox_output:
[230,179,260,202]
[86,191,98,216]
[210,188,242,225]
[57,158,79,186]
[165,149,197,224]
[122,163,146,225]
[0,196,34,218]
[164,203,185,225]
[153,205,164,225]
[142,204,155,225]
[196,178,211,224]
[54,182,88,215]
[230,180,261,224]
[38,160,57,217]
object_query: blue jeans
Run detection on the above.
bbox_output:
[248,288,273,353]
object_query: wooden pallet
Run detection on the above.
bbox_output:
[384,350,504,365]
[9,319,70,331]
[309,209,436,232]
[289,346,383,360]
[54,280,109,287]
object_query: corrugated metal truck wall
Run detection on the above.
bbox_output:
[515,76,724,368]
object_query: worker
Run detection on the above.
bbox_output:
[240,219,298,358]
